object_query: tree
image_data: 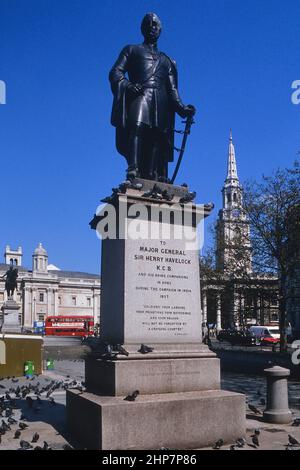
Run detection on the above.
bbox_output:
[243,160,300,351]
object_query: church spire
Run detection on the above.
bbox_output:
[226,129,239,183]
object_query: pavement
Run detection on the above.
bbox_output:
[1,359,300,450]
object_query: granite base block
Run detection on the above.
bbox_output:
[67,389,246,450]
[85,356,221,396]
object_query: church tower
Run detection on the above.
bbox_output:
[216,130,252,274]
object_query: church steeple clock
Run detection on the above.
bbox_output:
[216,130,252,274]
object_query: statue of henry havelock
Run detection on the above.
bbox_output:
[109,13,195,182]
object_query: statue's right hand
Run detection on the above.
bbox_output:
[127,82,143,97]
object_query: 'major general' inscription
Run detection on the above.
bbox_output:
[124,228,202,344]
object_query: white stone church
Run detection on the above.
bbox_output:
[0,243,100,329]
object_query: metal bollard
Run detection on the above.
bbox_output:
[263,366,292,424]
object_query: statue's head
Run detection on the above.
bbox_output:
[141,13,162,43]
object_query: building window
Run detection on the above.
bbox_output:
[39,293,44,302]
[38,314,44,322]
[72,297,76,306]
[227,194,231,203]
[58,296,62,306]
[87,297,91,307]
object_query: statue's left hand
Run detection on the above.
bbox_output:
[183,104,196,117]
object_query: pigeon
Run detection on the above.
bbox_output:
[49,397,56,406]
[2,421,11,432]
[138,344,154,354]
[254,428,261,436]
[20,439,33,450]
[252,435,259,447]
[248,403,262,414]
[115,344,129,356]
[118,181,131,194]
[19,422,28,430]
[34,446,43,450]
[26,396,34,408]
[229,445,236,450]
[124,390,140,402]
[43,441,50,450]
[132,182,143,190]
[288,434,300,446]
[213,439,224,450]
[32,432,39,443]
[8,417,17,425]
[14,430,21,439]
[292,418,300,427]
[179,191,196,204]
[161,189,174,202]
[236,438,246,448]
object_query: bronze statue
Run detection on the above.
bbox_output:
[1,265,18,298]
[109,13,195,182]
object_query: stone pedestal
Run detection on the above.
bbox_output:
[67,180,246,449]
[1,300,21,333]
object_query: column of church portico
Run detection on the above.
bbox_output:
[202,290,207,324]
[216,292,222,331]
[235,291,240,328]
[256,296,261,324]
[240,294,245,326]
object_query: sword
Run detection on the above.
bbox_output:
[170,115,195,185]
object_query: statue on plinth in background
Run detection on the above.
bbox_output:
[1,265,18,299]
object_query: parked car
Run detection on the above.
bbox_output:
[249,326,280,345]
[217,329,259,346]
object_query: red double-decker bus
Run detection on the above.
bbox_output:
[44,315,94,337]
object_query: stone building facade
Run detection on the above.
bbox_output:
[0,244,100,329]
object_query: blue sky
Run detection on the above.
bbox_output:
[0,0,299,273]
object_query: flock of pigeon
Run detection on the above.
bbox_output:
[102,179,196,204]
[1,358,300,450]
[209,402,300,451]
[0,374,83,450]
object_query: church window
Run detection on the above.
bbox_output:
[72,297,76,306]
[233,193,237,202]
[227,194,231,203]
[87,297,91,307]
[39,293,44,302]
[58,296,62,305]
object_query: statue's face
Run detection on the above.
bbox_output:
[141,13,162,43]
